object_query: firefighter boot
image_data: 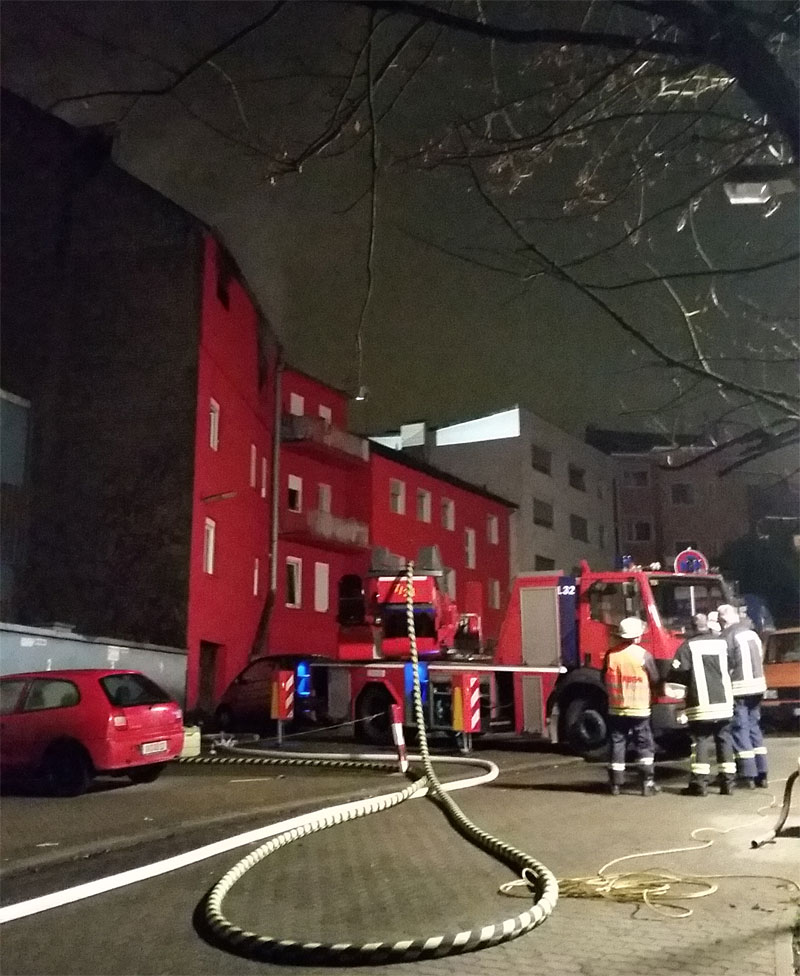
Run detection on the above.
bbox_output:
[755,775,769,788]
[682,782,708,797]
[640,777,660,797]
[720,779,735,796]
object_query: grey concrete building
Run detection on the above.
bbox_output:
[371,407,618,577]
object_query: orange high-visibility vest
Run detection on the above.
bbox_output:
[605,643,652,717]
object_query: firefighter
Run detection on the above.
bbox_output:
[670,613,735,796]
[603,617,660,796]
[718,604,768,788]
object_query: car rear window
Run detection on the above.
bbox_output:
[0,680,27,715]
[100,673,172,707]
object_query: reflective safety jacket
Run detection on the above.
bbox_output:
[604,642,659,717]
[670,633,733,722]
[723,623,766,697]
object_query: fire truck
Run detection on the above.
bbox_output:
[231,547,732,755]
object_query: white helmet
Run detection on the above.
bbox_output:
[716,604,739,627]
[617,617,646,640]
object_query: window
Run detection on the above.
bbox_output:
[489,578,500,610]
[570,514,589,542]
[623,469,649,488]
[287,474,302,513]
[318,405,332,424]
[441,497,455,531]
[253,558,260,596]
[671,483,694,505]
[289,392,304,416]
[531,443,551,475]
[416,488,431,523]
[389,478,406,515]
[250,444,257,488]
[99,673,170,707]
[588,580,642,626]
[22,679,80,711]
[533,498,554,529]
[0,680,26,715]
[598,524,606,549]
[314,562,329,612]
[318,483,331,514]
[261,457,267,499]
[534,555,556,571]
[626,519,652,542]
[203,518,216,574]
[464,527,476,569]
[568,465,586,492]
[487,514,499,544]
[209,399,220,451]
[443,568,456,599]
[286,558,302,608]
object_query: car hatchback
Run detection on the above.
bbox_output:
[0,669,184,795]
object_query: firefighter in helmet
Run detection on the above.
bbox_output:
[603,616,660,796]
[670,613,735,796]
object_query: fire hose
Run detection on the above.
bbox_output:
[193,561,558,966]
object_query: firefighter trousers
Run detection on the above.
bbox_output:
[689,720,735,787]
[732,696,768,781]
[607,715,655,786]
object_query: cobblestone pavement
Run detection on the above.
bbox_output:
[1,738,797,975]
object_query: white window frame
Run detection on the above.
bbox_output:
[203,518,216,575]
[489,578,500,610]
[487,514,499,545]
[314,561,330,613]
[250,444,257,488]
[253,558,260,596]
[441,497,455,531]
[209,399,220,451]
[389,478,406,515]
[416,488,431,523]
[286,557,302,608]
[318,404,332,425]
[318,483,331,514]
[465,527,476,569]
[288,474,303,513]
[289,392,304,416]
[261,456,267,499]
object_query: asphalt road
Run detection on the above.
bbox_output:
[1,735,798,976]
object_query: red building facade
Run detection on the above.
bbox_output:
[187,237,277,711]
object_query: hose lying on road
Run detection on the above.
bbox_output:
[194,561,558,966]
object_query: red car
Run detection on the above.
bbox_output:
[0,669,184,795]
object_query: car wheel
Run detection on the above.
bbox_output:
[41,742,92,797]
[354,685,393,746]
[129,762,166,785]
[562,696,609,759]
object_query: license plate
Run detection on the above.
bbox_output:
[141,740,168,755]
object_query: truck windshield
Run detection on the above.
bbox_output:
[383,606,436,639]
[647,576,728,631]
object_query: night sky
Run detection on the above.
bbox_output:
[2,1,797,454]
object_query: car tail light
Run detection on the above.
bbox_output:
[111,713,128,729]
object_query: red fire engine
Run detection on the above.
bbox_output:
[223,547,732,755]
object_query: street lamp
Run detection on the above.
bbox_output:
[723,163,799,205]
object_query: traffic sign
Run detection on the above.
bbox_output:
[674,549,709,574]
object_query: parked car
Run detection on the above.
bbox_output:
[0,669,184,795]
[761,628,800,731]
[215,657,274,732]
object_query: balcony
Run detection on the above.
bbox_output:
[281,414,369,468]
[280,508,370,552]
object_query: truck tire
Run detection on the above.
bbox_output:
[41,741,93,797]
[562,696,608,759]
[354,685,392,746]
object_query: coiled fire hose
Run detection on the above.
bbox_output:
[197,561,558,966]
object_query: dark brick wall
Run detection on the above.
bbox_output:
[2,92,200,646]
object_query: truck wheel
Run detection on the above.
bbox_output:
[129,762,166,785]
[354,686,392,746]
[41,742,92,797]
[562,697,608,759]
